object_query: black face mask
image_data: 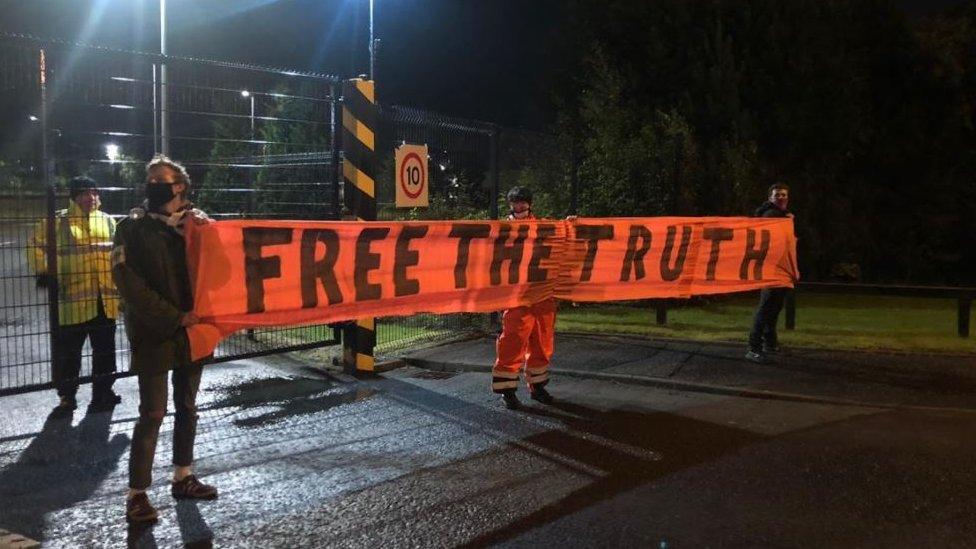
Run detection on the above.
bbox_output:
[146,183,176,211]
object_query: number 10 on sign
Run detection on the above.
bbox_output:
[395,144,429,208]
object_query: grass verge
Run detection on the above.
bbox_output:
[557,293,975,355]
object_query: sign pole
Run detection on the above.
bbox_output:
[341,78,377,374]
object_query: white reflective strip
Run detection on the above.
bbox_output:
[527,373,549,384]
[526,366,549,375]
[491,380,519,390]
[490,369,520,379]
[111,245,125,267]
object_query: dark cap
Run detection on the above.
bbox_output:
[68,176,98,199]
[506,186,533,204]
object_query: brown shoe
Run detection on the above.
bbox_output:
[171,475,218,500]
[126,492,159,524]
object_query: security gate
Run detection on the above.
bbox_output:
[0,34,341,395]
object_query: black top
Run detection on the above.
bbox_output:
[754,200,791,218]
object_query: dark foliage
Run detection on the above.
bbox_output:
[555,0,976,284]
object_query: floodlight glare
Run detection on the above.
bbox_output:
[105,143,121,163]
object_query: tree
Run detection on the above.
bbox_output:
[556,0,976,283]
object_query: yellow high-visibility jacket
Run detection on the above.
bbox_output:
[28,201,120,325]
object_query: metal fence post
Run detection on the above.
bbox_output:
[40,48,60,381]
[330,81,342,219]
[488,124,500,220]
[570,137,579,216]
[488,124,501,332]
[655,300,667,325]
[959,297,971,338]
[45,186,59,380]
[330,81,343,346]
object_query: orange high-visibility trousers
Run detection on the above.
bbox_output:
[492,298,556,393]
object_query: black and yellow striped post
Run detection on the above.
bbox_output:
[341,78,377,374]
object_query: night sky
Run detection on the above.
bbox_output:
[0,0,568,128]
[0,0,967,128]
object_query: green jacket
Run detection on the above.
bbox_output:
[111,210,196,374]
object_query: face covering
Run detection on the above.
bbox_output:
[146,183,176,211]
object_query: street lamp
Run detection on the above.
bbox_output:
[105,143,121,163]
[241,90,255,140]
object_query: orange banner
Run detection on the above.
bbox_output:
[184,217,797,360]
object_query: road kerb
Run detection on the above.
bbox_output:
[402,357,976,415]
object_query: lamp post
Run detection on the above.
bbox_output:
[241,90,255,139]
[369,0,375,80]
[241,90,256,217]
[368,0,381,83]
[159,0,169,155]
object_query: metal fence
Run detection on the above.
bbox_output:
[372,104,575,351]
[0,34,344,395]
[0,34,575,394]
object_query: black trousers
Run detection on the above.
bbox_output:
[128,362,203,490]
[54,300,117,399]
[748,288,788,352]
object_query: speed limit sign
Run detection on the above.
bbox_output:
[395,143,429,208]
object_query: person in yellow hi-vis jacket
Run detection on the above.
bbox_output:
[28,176,121,413]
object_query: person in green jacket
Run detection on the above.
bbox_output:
[113,155,217,524]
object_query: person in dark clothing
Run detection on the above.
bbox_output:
[746,183,794,363]
[113,155,217,524]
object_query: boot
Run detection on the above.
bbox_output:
[530,386,554,405]
[501,390,521,410]
[88,392,122,413]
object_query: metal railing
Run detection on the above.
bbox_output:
[785,282,975,337]
[0,34,343,395]
[651,282,976,337]
[0,34,576,394]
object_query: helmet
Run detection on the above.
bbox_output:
[506,186,533,204]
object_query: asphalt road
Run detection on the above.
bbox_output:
[1,353,975,548]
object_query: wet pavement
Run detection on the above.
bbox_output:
[406,333,976,409]
[1,347,976,547]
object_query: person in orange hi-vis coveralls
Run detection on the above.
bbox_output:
[492,186,564,410]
